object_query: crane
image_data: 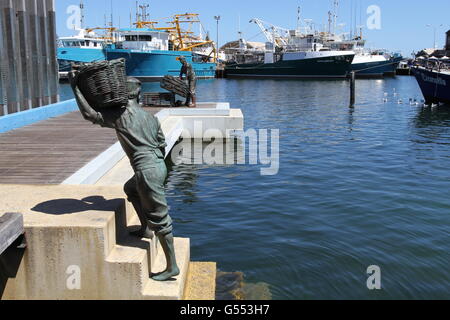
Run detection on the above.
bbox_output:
[249,18,290,47]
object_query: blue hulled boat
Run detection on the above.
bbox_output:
[105,28,216,81]
[57,30,107,72]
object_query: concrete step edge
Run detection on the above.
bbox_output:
[142,237,190,300]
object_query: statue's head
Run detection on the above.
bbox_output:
[177,56,187,65]
[127,77,142,103]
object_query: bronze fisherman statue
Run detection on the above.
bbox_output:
[69,72,180,282]
[178,56,197,108]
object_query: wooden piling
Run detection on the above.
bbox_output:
[350,71,356,106]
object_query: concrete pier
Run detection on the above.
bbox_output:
[0,102,243,300]
[0,0,58,115]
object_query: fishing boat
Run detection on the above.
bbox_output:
[104,13,217,81]
[396,60,413,76]
[413,58,450,105]
[224,20,355,79]
[57,29,110,73]
[321,24,402,78]
[331,42,402,77]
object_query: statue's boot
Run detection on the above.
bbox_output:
[129,200,153,239]
[151,233,180,281]
[190,96,197,108]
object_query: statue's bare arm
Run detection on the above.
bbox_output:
[68,71,100,124]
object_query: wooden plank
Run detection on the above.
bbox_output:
[0,108,163,184]
[0,213,24,255]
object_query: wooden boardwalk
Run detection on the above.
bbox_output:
[0,103,210,185]
[0,112,119,184]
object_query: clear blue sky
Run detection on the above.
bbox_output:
[56,0,450,57]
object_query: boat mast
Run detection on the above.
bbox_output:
[333,0,339,35]
[80,0,85,30]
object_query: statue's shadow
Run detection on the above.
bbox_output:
[31,196,122,215]
[31,196,151,251]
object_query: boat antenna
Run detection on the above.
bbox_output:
[110,0,114,27]
[80,0,85,30]
[333,0,339,35]
[136,1,139,23]
[297,5,301,32]
[328,11,332,34]
[350,0,353,39]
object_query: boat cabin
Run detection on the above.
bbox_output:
[58,29,106,49]
[59,37,105,49]
[285,34,328,52]
[116,28,170,51]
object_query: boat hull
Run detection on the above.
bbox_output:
[412,67,450,104]
[352,56,403,78]
[105,49,216,81]
[57,48,106,72]
[224,54,355,79]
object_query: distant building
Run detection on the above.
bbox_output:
[446,30,450,51]
[416,48,437,57]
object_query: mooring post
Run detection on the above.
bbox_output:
[350,71,356,106]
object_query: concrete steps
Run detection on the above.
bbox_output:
[105,201,190,300]
[143,238,190,300]
[0,185,193,300]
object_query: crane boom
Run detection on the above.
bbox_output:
[249,18,289,47]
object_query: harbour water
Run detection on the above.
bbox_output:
[60,77,450,300]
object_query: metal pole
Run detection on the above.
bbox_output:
[26,0,42,108]
[434,26,437,49]
[214,16,220,62]
[17,0,33,110]
[37,0,50,106]
[1,0,22,114]
[46,0,59,104]
[0,4,6,116]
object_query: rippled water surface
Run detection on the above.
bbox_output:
[61,77,450,299]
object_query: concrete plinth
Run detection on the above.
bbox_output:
[0,184,203,300]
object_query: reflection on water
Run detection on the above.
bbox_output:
[415,104,450,128]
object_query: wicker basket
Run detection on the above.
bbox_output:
[160,75,189,98]
[76,58,128,109]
